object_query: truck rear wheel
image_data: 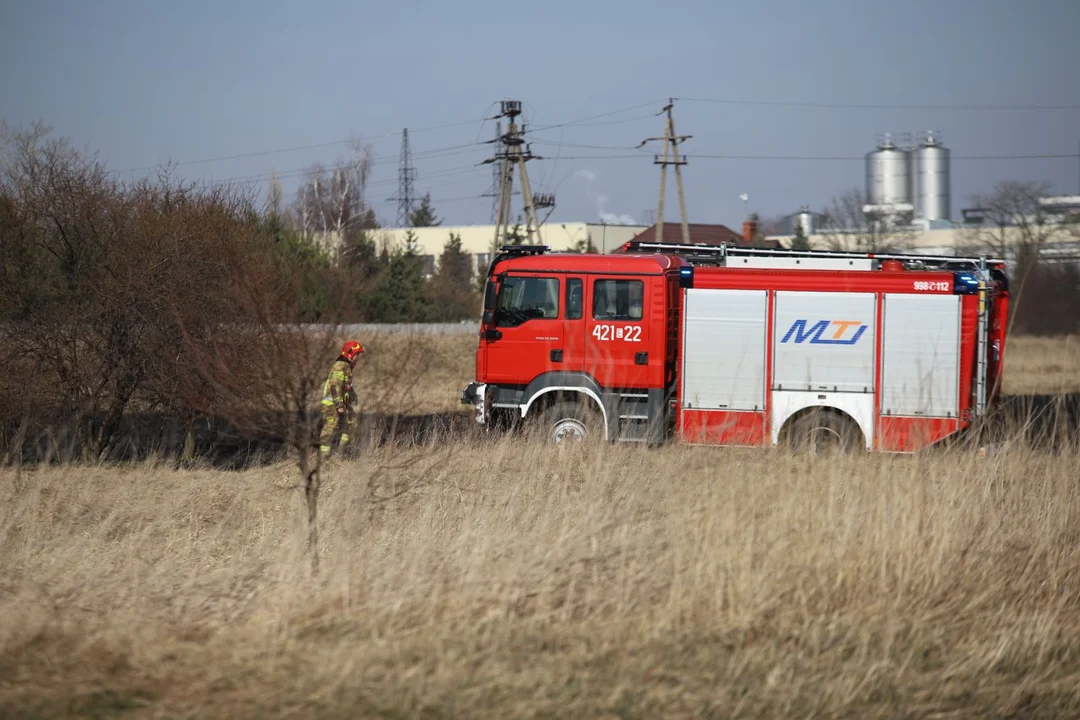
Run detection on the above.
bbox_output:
[536,399,604,445]
[785,410,862,456]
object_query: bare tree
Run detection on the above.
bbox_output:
[289,140,374,260]
[965,181,1061,275]
[962,181,1077,335]
[818,188,915,253]
[174,229,350,570]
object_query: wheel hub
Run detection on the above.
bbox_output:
[552,418,588,443]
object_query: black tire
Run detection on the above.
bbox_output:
[535,399,605,446]
[785,410,862,456]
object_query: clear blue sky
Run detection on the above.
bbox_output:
[2,0,1078,229]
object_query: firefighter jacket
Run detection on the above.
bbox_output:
[321,359,356,413]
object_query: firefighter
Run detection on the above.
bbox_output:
[319,339,364,456]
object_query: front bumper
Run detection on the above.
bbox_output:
[460,382,488,424]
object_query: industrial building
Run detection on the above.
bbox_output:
[314,221,647,278]
[768,132,1079,261]
[313,220,769,278]
[861,131,951,227]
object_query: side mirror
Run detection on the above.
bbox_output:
[482,309,495,325]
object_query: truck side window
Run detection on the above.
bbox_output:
[566,278,583,320]
[593,279,644,321]
[495,276,560,327]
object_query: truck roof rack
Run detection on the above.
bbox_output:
[619,241,1005,271]
[498,244,549,256]
[485,244,550,279]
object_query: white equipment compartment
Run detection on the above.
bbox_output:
[773,291,876,393]
[881,294,961,417]
[682,289,767,410]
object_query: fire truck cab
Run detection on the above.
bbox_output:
[461,242,1009,453]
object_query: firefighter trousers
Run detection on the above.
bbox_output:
[319,407,354,455]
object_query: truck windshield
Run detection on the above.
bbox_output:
[495,276,559,327]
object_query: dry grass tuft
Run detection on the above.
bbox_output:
[1003,335,1080,395]
[346,332,477,416]
[3,435,1079,717]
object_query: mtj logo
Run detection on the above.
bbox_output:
[781,319,867,345]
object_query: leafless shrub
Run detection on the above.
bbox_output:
[962,181,1077,335]
[0,122,270,462]
[819,187,916,253]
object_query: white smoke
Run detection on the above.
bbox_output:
[572,169,639,225]
[595,194,637,226]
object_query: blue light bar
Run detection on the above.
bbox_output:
[679,266,694,288]
[953,272,981,294]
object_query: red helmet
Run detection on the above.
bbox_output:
[340,340,364,362]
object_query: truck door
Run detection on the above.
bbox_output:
[585,275,650,388]
[484,273,564,386]
[560,276,587,373]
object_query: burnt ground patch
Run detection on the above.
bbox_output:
[975,393,1080,451]
[4,409,479,470]
[3,393,1077,469]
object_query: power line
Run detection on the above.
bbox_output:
[215,163,486,189]
[109,104,662,176]
[530,100,664,132]
[108,118,490,175]
[427,194,490,204]
[530,138,650,152]
[105,95,1080,177]
[677,96,1080,111]
[539,152,1080,162]
[195,148,1080,192]
[549,112,660,129]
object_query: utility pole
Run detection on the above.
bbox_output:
[388,128,418,227]
[639,99,691,245]
[482,100,546,252]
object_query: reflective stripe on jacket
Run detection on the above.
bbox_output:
[321,359,353,409]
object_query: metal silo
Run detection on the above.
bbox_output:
[865,134,912,206]
[797,205,814,235]
[914,131,950,221]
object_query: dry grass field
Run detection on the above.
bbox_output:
[346,332,476,416]
[1,334,1079,718]
[1001,334,1080,395]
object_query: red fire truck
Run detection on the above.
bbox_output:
[460,241,1010,453]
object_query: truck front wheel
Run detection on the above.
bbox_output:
[536,399,604,445]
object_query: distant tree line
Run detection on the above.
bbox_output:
[261,141,482,325]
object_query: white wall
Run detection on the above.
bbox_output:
[314,222,647,276]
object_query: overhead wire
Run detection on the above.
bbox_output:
[109,94,1080,225]
[108,117,492,175]
[215,162,486,189]
[529,100,665,132]
[108,94,1079,177]
[533,152,1080,162]
[676,96,1080,111]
